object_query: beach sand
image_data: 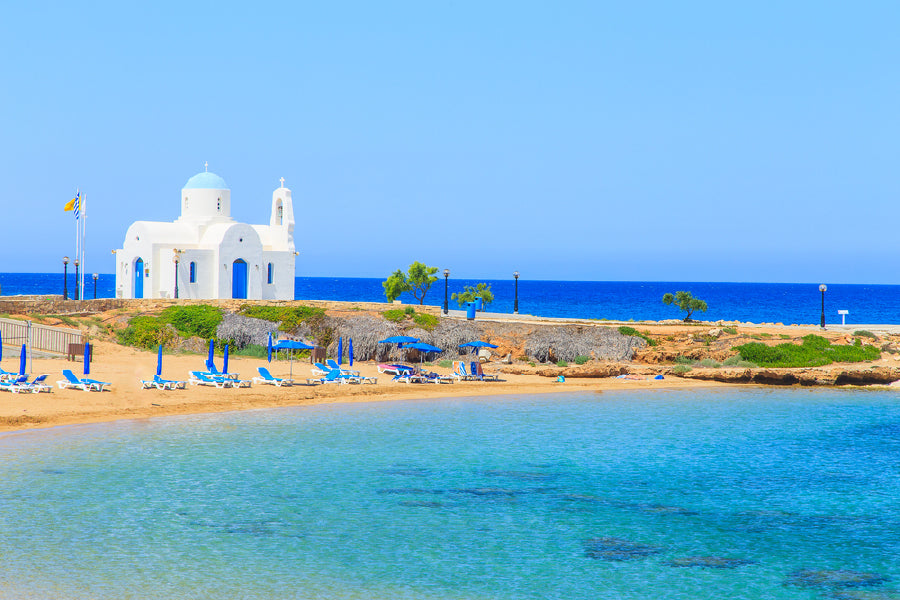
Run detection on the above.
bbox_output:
[0,340,720,433]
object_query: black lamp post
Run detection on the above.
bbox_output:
[513,271,519,314]
[62,256,69,300]
[819,284,827,329]
[92,273,98,299]
[173,252,180,299]
[74,259,80,301]
[443,268,449,315]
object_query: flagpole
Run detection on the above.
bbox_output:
[74,189,79,300]
[81,194,86,300]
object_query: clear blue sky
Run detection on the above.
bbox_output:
[1,1,897,283]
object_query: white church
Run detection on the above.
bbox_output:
[115,167,296,300]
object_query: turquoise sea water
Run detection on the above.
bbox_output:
[1,389,899,599]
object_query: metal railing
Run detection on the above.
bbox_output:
[0,317,84,355]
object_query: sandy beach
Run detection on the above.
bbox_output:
[0,339,723,433]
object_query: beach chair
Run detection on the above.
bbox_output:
[377,364,414,375]
[327,359,360,377]
[253,367,294,387]
[205,362,239,380]
[154,374,187,390]
[311,362,331,377]
[0,367,17,383]
[471,361,499,382]
[451,361,470,381]
[189,371,232,388]
[420,370,454,384]
[57,369,109,392]
[0,375,29,393]
[22,374,52,393]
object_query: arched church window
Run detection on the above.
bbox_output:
[276,201,283,225]
[189,261,196,283]
[267,262,274,284]
[217,198,221,211]
[184,197,189,210]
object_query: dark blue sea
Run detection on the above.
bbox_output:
[3,273,900,325]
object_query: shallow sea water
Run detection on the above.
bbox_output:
[1,389,899,599]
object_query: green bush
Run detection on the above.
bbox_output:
[722,355,758,368]
[413,313,439,331]
[722,327,738,335]
[674,356,694,365]
[574,355,590,365]
[382,309,406,323]
[404,306,416,316]
[854,330,878,339]
[529,361,536,367]
[733,334,880,368]
[230,344,268,358]
[557,360,568,367]
[618,326,656,346]
[697,358,721,368]
[160,305,223,339]
[672,364,692,374]
[618,326,638,336]
[239,305,325,332]
[118,316,173,350]
[438,359,453,368]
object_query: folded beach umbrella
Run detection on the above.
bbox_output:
[267,332,273,363]
[19,343,26,376]
[337,337,343,366]
[207,339,215,371]
[378,336,419,345]
[157,344,163,377]
[83,343,91,376]
[349,338,354,367]
[223,344,230,375]
[272,339,315,379]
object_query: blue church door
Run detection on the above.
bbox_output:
[134,258,144,299]
[232,259,248,299]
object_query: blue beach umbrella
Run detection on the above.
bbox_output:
[223,344,230,375]
[337,337,343,365]
[19,344,26,376]
[349,338,354,367]
[157,345,163,377]
[272,339,315,379]
[459,340,499,355]
[267,332,273,363]
[401,342,442,368]
[207,339,215,371]
[83,343,91,376]
[378,336,419,344]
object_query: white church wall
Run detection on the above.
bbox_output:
[216,224,264,299]
[178,187,232,223]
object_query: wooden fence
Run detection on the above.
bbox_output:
[0,318,84,354]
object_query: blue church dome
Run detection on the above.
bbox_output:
[183,171,229,190]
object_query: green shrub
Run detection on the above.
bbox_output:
[672,364,692,374]
[697,358,721,368]
[722,327,738,335]
[529,361,536,367]
[557,360,568,367]
[404,306,416,316]
[230,344,268,358]
[412,313,439,331]
[618,325,656,346]
[674,356,694,365]
[382,309,406,323]
[618,326,638,336]
[118,316,173,350]
[574,355,590,365]
[722,355,758,368]
[733,334,880,368]
[159,305,223,339]
[779,334,791,340]
[854,330,878,339]
[438,359,453,368]
[239,305,325,332]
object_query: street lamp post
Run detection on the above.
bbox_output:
[92,274,98,299]
[62,256,69,300]
[443,269,450,315]
[513,271,519,314]
[74,259,80,301]
[173,251,181,299]
[819,284,827,329]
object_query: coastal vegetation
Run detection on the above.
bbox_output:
[239,305,325,332]
[382,261,439,304]
[618,326,657,346]
[733,335,880,368]
[381,307,439,331]
[452,283,494,308]
[662,291,708,322]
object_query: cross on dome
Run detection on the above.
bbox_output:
[279,177,285,188]
[204,161,209,172]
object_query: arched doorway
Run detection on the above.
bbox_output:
[134,258,144,298]
[232,259,248,299]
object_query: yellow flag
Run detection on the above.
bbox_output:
[64,195,77,212]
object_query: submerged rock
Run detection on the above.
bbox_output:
[583,537,663,561]
[785,569,891,589]
[483,469,558,481]
[399,500,443,508]
[666,556,756,569]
